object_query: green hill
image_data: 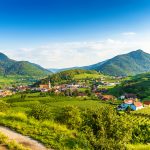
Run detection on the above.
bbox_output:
[110,72,150,99]
[0,52,51,77]
[49,50,150,76]
[35,69,101,86]
[84,50,150,76]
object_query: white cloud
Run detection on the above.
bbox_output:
[122,32,136,36]
[0,36,150,68]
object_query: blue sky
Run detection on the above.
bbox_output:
[0,0,150,68]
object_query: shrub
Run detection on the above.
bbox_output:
[29,104,52,120]
[0,100,10,112]
[57,106,82,129]
[131,124,150,144]
[81,107,133,150]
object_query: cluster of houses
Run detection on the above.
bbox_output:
[39,81,89,95]
[118,99,143,111]
[0,78,149,112]
[117,93,150,111]
[0,90,13,97]
[98,81,120,87]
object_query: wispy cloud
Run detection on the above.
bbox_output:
[122,32,136,36]
[1,36,150,68]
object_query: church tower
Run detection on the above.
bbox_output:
[48,80,51,89]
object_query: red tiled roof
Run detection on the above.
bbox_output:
[134,102,143,107]
[143,101,150,105]
[124,99,134,104]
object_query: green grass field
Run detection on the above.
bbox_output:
[0,75,42,87]
[73,73,102,79]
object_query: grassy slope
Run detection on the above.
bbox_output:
[90,50,150,76]
[36,69,102,86]
[0,131,29,150]
[7,61,50,76]
[0,94,110,149]
[109,72,150,99]
[0,53,51,77]
[0,75,44,87]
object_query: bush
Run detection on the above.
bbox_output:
[0,100,10,112]
[29,104,52,120]
[7,112,28,122]
[57,106,82,129]
[131,124,150,144]
[81,107,133,150]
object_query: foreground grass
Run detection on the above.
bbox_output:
[0,94,149,150]
[0,131,29,150]
[0,112,90,150]
[0,94,110,149]
[127,144,150,150]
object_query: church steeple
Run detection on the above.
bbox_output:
[48,80,51,89]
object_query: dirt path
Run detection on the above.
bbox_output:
[0,126,50,150]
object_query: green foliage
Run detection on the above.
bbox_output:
[57,106,82,129]
[110,72,150,98]
[29,104,52,120]
[127,144,150,150]
[88,50,150,76]
[81,107,132,150]
[131,124,150,144]
[0,132,29,150]
[0,93,149,149]
[0,52,51,77]
[0,100,10,112]
[36,69,100,86]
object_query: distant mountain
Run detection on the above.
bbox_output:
[48,66,79,73]
[0,53,51,76]
[83,49,150,76]
[49,50,150,76]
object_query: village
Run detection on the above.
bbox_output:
[1,76,150,111]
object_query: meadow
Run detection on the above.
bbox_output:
[0,75,43,87]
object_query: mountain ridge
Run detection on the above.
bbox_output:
[49,49,150,76]
[0,53,51,76]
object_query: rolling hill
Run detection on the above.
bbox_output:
[83,49,150,76]
[34,69,101,86]
[48,50,150,76]
[0,52,51,77]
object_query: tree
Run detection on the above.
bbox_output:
[57,106,82,129]
[85,89,92,96]
[126,106,132,113]
[82,107,132,150]
[29,104,51,120]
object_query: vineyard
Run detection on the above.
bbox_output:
[0,93,150,149]
[120,107,150,126]
[132,107,150,117]
[125,114,150,125]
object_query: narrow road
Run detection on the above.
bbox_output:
[0,126,49,150]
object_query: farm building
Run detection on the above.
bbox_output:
[100,95,116,101]
[118,99,143,111]
[143,101,150,107]
[39,81,51,89]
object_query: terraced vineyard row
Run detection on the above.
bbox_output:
[132,107,150,117]
[124,115,150,125]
